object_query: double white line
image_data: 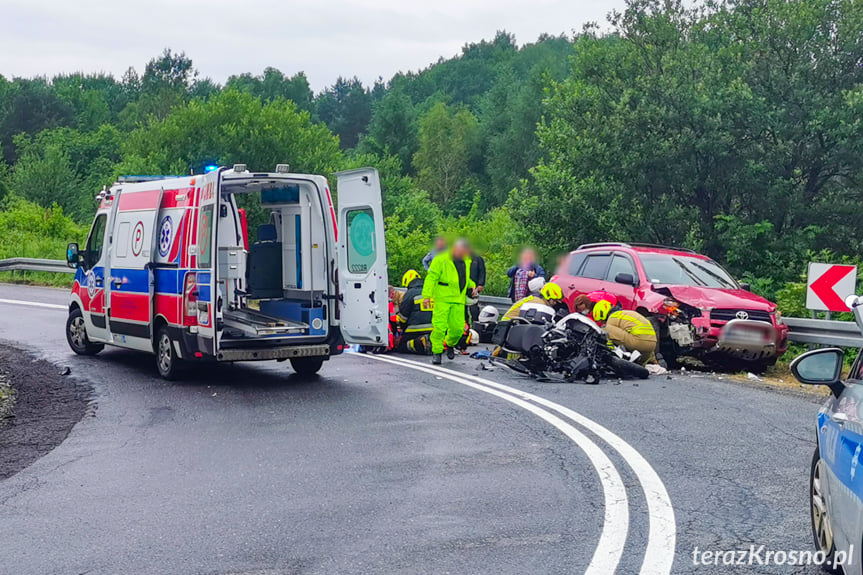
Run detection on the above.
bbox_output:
[362,353,676,575]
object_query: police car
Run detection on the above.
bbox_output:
[791,296,863,573]
[65,164,388,379]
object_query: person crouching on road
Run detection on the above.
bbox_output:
[502,280,568,322]
[590,300,657,364]
[422,239,475,365]
[394,270,434,354]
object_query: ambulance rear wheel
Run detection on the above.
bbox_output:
[155,326,183,380]
[290,357,324,376]
[66,307,103,356]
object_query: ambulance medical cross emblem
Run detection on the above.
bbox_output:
[158,216,173,258]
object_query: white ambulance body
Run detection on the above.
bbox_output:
[65,165,388,379]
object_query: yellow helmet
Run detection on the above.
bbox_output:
[401,269,421,288]
[592,300,612,323]
[540,282,563,301]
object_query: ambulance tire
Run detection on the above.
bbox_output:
[155,325,184,380]
[66,307,103,356]
[290,357,325,376]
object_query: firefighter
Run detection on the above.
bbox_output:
[502,280,568,321]
[591,300,657,364]
[394,269,434,354]
[422,239,475,364]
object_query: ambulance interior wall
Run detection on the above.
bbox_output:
[221,183,329,322]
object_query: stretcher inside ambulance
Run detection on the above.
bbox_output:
[65,165,389,379]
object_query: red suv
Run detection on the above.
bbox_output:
[552,243,788,370]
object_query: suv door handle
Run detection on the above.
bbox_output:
[831,412,850,425]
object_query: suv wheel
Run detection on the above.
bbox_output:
[66,307,103,355]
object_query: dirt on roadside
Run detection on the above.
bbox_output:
[0,345,93,480]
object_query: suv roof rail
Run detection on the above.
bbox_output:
[628,242,697,254]
[576,241,697,254]
[576,242,632,250]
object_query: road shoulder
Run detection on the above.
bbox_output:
[0,344,93,480]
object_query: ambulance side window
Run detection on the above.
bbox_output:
[84,214,107,270]
[198,205,214,268]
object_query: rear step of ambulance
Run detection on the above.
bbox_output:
[223,308,308,337]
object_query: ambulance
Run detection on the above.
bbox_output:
[65,164,388,379]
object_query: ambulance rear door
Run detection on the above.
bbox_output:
[335,168,388,346]
[193,170,220,356]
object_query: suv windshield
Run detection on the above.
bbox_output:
[639,254,738,289]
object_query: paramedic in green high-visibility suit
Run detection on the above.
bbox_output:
[422,239,476,365]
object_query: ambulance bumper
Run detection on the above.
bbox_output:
[216,344,331,362]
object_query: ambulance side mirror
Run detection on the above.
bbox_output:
[66,243,80,269]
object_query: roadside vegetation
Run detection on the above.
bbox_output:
[0,0,861,320]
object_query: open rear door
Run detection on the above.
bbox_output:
[336,168,389,346]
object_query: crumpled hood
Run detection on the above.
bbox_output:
[656,285,776,312]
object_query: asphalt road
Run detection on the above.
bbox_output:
[0,284,826,575]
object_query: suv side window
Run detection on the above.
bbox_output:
[606,254,636,283]
[580,254,611,280]
[84,214,107,270]
[850,348,863,382]
[567,253,586,276]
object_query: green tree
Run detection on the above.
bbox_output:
[359,88,418,171]
[11,144,82,216]
[138,49,197,119]
[413,102,479,207]
[514,0,863,270]
[314,77,372,148]
[120,89,341,177]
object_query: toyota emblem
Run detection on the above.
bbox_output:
[735,310,749,320]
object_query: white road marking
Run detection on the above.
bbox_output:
[0,298,66,311]
[369,354,677,575]
[364,353,630,575]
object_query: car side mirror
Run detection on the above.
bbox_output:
[66,243,80,269]
[739,282,751,292]
[790,348,845,397]
[614,272,637,287]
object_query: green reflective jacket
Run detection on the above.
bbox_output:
[421,251,475,304]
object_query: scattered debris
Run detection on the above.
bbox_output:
[747,372,762,381]
[58,366,71,376]
[646,364,668,376]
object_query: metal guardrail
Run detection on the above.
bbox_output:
[0,258,74,274]
[783,317,863,348]
[3,259,863,348]
[476,294,511,312]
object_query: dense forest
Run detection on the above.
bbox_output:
[1,0,861,310]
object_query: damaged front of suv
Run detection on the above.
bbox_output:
[638,253,788,371]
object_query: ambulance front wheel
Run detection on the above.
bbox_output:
[155,325,183,380]
[290,357,324,376]
[66,307,103,356]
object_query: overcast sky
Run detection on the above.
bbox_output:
[0,0,624,92]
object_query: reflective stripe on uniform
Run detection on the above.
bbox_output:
[610,311,656,337]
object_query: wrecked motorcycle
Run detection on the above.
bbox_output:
[491,312,650,383]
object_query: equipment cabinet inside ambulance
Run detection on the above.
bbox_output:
[65,165,388,379]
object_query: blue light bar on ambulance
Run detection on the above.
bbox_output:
[204,165,219,173]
